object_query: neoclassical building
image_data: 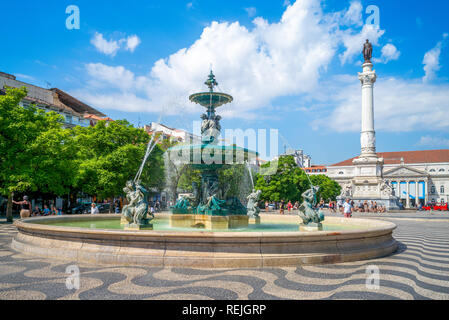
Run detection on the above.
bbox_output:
[327,149,449,208]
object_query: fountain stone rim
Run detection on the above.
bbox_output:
[12,214,398,268]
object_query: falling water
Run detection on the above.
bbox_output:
[245,161,255,190]
[134,133,158,183]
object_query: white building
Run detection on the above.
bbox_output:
[327,150,449,208]
[144,122,202,144]
[0,71,108,128]
[274,149,311,168]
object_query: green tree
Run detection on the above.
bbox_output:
[255,156,307,203]
[255,156,341,205]
[0,87,70,221]
[73,120,164,210]
[310,175,342,202]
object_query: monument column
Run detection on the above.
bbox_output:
[350,40,398,210]
[358,62,377,158]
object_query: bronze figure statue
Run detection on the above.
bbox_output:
[363,39,373,63]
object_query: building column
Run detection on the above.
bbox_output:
[406,181,410,209]
[425,181,429,204]
[415,181,419,206]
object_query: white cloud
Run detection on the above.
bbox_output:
[125,35,141,52]
[15,74,35,81]
[373,43,400,63]
[245,7,257,18]
[417,136,449,147]
[342,1,363,27]
[91,32,141,56]
[79,0,398,118]
[311,76,449,133]
[423,38,445,83]
[91,32,120,57]
[186,2,193,10]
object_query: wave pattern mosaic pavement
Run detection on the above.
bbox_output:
[1,217,449,300]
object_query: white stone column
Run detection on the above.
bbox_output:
[425,181,429,204]
[415,181,419,206]
[358,63,377,158]
[406,181,410,209]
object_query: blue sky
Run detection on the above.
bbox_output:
[1,0,449,165]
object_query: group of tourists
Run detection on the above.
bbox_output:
[265,200,301,215]
[13,196,63,218]
[337,199,386,214]
[259,197,387,218]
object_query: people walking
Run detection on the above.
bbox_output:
[343,198,353,218]
[13,196,32,219]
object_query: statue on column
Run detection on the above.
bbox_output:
[363,39,373,63]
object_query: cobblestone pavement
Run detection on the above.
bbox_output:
[1,213,449,300]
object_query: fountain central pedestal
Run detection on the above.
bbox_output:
[170,214,248,230]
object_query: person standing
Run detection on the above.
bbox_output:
[287,201,293,212]
[91,203,99,215]
[330,201,336,213]
[343,198,353,218]
[280,200,285,215]
[13,196,32,219]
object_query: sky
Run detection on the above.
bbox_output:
[1,0,449,165]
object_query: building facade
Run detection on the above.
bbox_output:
[274,149,311,168]
[1,71,109,128]
[327,150,449,208]
[304,165,328,175]
[144,122,202,144]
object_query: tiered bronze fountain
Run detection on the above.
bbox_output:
[168,71,256,229]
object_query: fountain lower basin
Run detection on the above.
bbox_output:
[12,214,397,268]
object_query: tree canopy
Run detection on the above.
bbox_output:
[255,156,341,203]
[72,120,165,201]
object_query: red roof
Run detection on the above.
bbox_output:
[331,150,449,167]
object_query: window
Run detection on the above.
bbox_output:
[431,185,436,194]
[441,186,445,194]
[339,172,344,175]
[439,169,445,172]
[66,115,72,124]
[430,169,436,173]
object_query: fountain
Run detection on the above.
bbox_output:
[168,71,255,229]
[11,71,398,268]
